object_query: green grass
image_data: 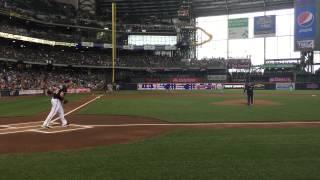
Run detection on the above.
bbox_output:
[0,94,87,117]
[1,90,320,122]
[1,128,320,180]
[1,91,320,179]
[79,90,320,122]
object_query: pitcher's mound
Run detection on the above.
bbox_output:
[212,99,281,106]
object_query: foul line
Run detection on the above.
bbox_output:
[51,95,102,123]
[78,121,320,128]
[2,120,320,135]
[30,125,93,134]
[0,95,102,134]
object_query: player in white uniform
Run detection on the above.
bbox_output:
[42,85,69,128]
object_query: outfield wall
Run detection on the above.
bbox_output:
[136,83,320,91]
[0,88,91,97]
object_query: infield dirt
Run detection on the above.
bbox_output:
[212,99,282,106]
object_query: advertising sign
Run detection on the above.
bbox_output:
[19,90,43,95]
[144,45,156,50]
[306,83,319,89]
[254,15,276,37]
[223,83,245,89]
[269,77,292,82]
[294,0,317,51]
[137,83,216,90]
[67,88,91,94]
[103,44,112,48]
[122,45,135,50]
[227,59,251,69]
[276,83,295,90]
[81,42,94,47]
[170,78,202,83]
[254,84,266,90]
[228,18,249,39]
[207,75,227,81]
[164,45,177,50]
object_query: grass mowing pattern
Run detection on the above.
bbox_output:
[0,94,87,117]
[1,128,320,180]
[80,90,320,122]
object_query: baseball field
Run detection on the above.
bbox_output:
[1,90,320,180]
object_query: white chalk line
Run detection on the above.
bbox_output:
[0,125,10,128]
[51,95,102,124]
[0,95,102,135]
[75,121,320,128]
[3,95,102,127]
[0,124,92,135]
[31,125,92,134]
[2,120,320,135]
[0,129,35,135]
[6,122,59,129]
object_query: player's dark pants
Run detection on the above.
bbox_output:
[247,93,254,105]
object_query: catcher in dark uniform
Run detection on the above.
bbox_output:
[244,83,254,106]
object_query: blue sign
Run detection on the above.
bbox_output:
[254,15,276,37]
[295,6,317,40]
[294,0,317,50]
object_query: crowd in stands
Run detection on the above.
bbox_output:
[117,54,184,67]
[0,0,4,8]
[0,0,176,33]
[3,0,77,22]
[190,58,227,68]
[0,20,77,42]
[0,45,185,67]
[0,46,107,66]
[6,0,76,17]
[0,45,252,69]
[0,0,108,29]
[0,62,105,90]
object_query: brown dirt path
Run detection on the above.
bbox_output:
[212,99,282,106]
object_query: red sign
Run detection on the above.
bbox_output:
[170,78,202,83]
[269,77,292,82]
[144,78,161,83]
[67,88,91,94]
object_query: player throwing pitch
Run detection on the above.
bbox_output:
[42,84,69,128]
[244,83,254,106]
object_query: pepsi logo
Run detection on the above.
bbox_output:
[298,11,314,27]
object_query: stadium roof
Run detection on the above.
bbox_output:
[97,0,294,18]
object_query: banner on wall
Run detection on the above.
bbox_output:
[137,83,216,90]
[306,83,319,89]
[144,45,156,50]
[223,83,245,89]
[207,75,227,81]
[228,18,249,39]
[81,42,94,47]
[254,15,276,37]
[170,78,202,83]
[294,0,317,51]
[269,77,292,82]
[67,88,91,94]
[19,90,43,95]
[276,83,295,90]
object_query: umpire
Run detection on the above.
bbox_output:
[244,83,254,106]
